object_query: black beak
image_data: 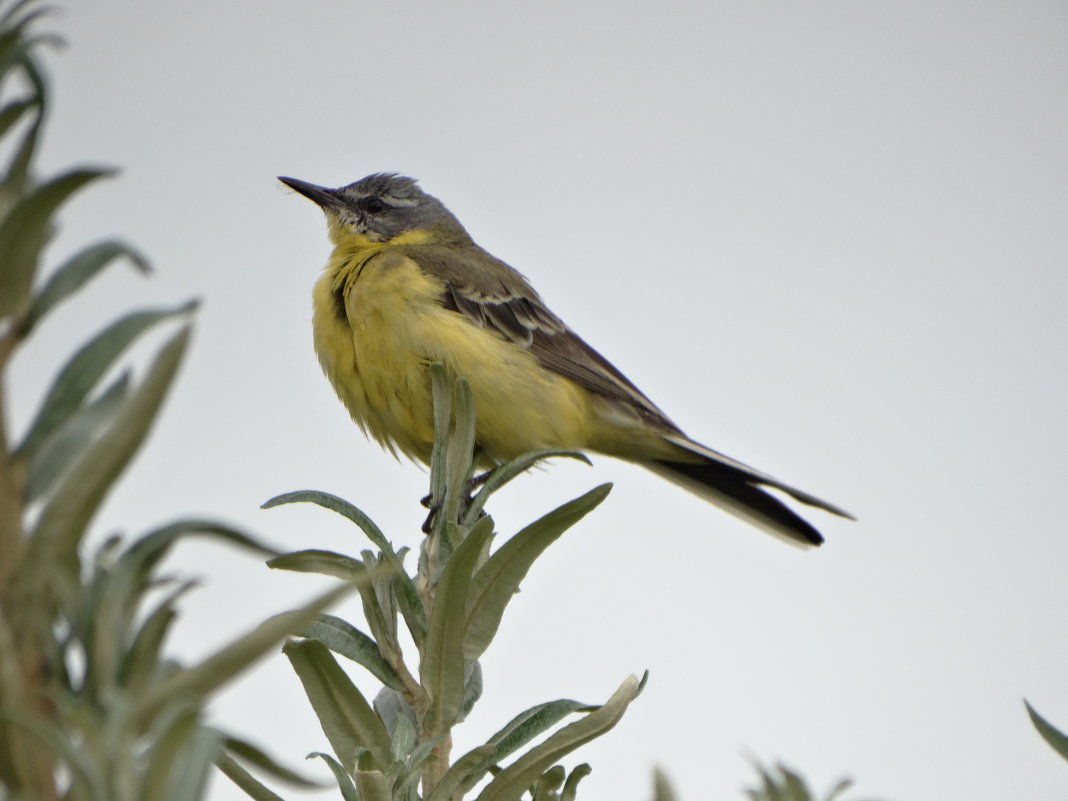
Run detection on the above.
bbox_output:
[278,176,342,209]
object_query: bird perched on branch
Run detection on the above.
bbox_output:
[280,172,852,546]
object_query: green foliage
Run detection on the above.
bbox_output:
[741,762,859,801]
[650,767,677,801]
[0,4,351,798]
[261,365,636,800]
[1025,700,1068,765]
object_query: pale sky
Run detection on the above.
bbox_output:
[12,2,1068,799]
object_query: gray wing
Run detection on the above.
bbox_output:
[399,243,680,430]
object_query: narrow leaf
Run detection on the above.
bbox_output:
[0,107,40,200]
[426,362,452,524]
[218,732,326,787]
[463,448,591,527]
[214,753,288,801]
[117,578,198,696]
[441,377,477,527]
[534,766,565,799]
[139,582,355,723]
[262,490,389,553]
[560,764,592,801]
[0,96,37,141]
[780,764,810,801]
[433,699,589,801]
[262,492,424,642]
[94,519,277,683]
[1026,699,1068,763]
[0,0,53,30]
[268,549,366,581]
[395,562,428,652]
[300,614,403,691]
[283,638,393,770]
[463,484,611,661]
[15,301,196,461]
[141,705,202,801]
[420,516,495,736]
[22,238,150,334]
[425,744,497,801]
[355,768,392,801]
[458,660,483,723]
[475,675,642,801]
[23,370,129,503]
[652,767,678,801]
[400,734,444,797]
[0,48,46,200]
[483,699,591,764]
[308,751,358,801]
[374,687,419,741]
[122,518,279,581]
[0,708,102,799]
[353,552,394,664]
[165,724,225,801]
[389,713,417,762]
[824,777,854,801]
[0,167,113,318]
[22,325,192,593]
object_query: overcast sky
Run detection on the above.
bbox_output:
[11,2,1068,799]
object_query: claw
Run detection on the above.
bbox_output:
[421,468,496,534]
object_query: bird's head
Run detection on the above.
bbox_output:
[278,172,471,249]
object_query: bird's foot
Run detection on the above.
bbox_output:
[420,468,496,533]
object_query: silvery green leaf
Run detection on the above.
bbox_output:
[15,301,195,462]
[1026,699,1068,763]
[284,639,393,770]
[22,238,149,334]
[307,752,357,801]
[463,484,611,662]
[374,686,417,741]
[462,448,591,527]
[301,614,403,691]
[438,698,590,801]
[23,371,128,504]
[268,549,366,581]
[25,325,192,593]
[652,767,678,801]
[457,660,483,724]
[214,753,288,801]
[475,675,642,801]
[420,515,494,736]
[560,764,592,801]
[139,582,355,723]
[217,732,325,788]
[0,168,112,318]
[261,490,390,554]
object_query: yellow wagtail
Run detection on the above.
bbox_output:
[279,173,852,546]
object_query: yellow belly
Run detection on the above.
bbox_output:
[312,247,595,465]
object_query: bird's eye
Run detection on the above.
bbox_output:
[364,197,388,215]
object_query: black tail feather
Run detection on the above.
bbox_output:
[646,459,827,546]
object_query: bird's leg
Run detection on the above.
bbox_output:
[464,468,494,496]
[420,495,440,534]
[419,466,496,534]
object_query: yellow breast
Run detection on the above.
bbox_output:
[311,244,594,465]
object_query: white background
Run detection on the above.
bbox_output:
[10,1,1068,799]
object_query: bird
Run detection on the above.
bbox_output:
[279,172,852,546]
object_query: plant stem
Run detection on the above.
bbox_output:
[0,327,25,599]
[422,731,452,799]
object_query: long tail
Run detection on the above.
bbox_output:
[643,434,854,547]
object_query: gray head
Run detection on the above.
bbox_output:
[278,172,472,245]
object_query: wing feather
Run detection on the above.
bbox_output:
[401,242,676,429]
